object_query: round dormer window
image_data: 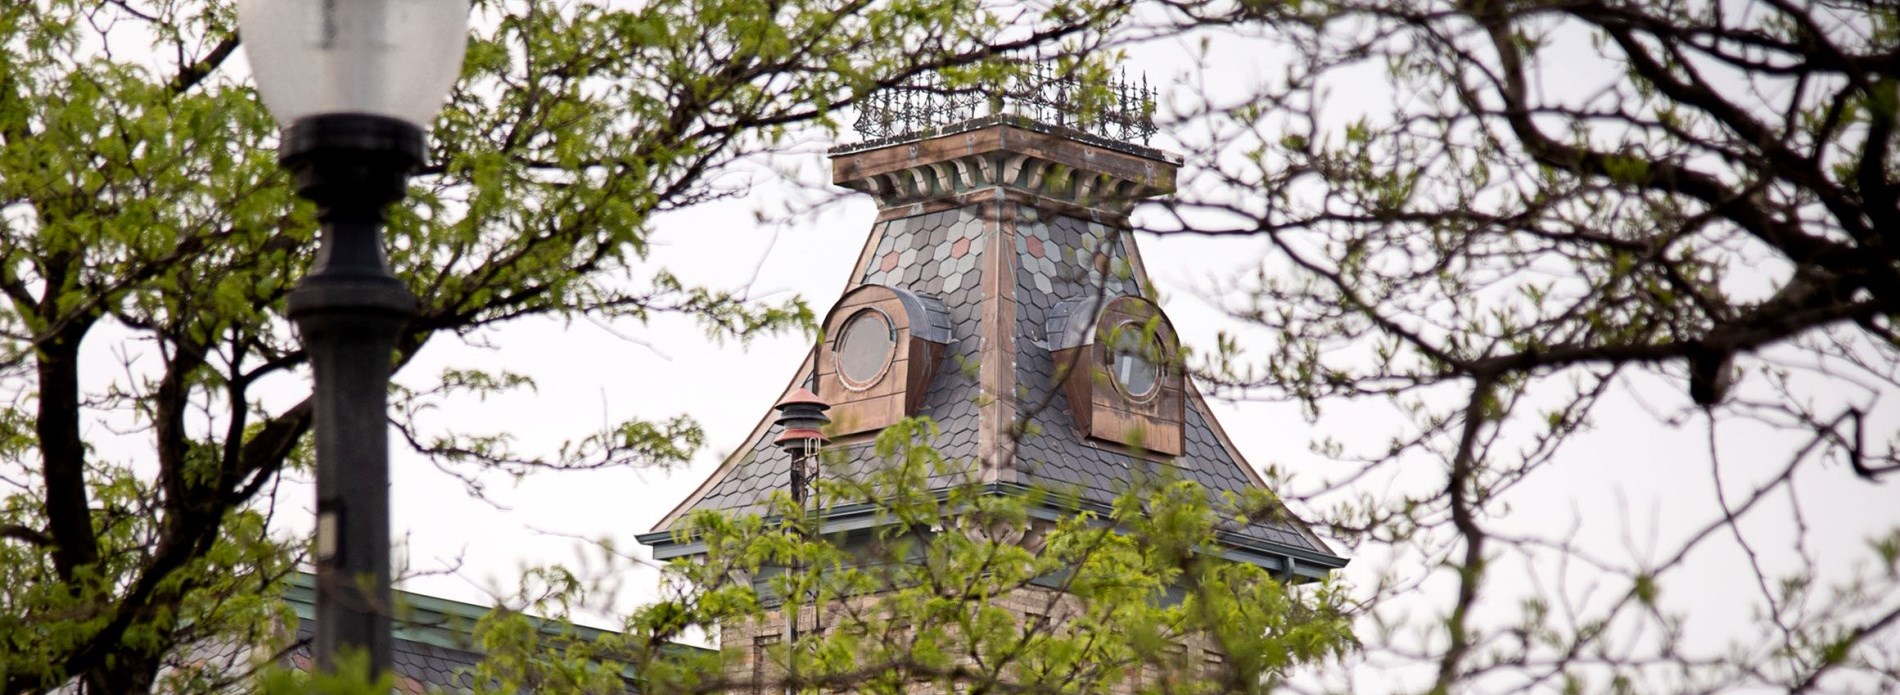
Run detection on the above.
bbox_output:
[836,309,896,389]
[1108,325,1161,401]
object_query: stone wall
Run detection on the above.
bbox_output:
[718,585,1230,694]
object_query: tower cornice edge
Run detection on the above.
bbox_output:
[833,121,1179,212]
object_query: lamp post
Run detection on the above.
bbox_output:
[238,0,468,677]
[774,388,831,510]
[772,387,829,693]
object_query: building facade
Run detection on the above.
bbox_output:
[640,72,1347,693]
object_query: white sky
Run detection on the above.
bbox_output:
[387,23,1900,691]
[48,4,1900,690]
[364,160,1900,689]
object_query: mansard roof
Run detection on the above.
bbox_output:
[643,122,1346,578]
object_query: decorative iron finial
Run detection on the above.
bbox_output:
[852,60,1159,147]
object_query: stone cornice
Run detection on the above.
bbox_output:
[833,121,1179,213]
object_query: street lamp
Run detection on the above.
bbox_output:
[773,387,832,509]
[772,387,829,693]
[238,0,469,678]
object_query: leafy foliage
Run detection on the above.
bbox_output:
[469,419,1355,694]
[1132,0,1900,690]
[11,0,1898,691]
[0,0,1126,690]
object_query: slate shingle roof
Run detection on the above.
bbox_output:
[288,624,486,692]
[1007,208,1318,551]
[657,201,1326,556]
[274,573,685,693]
[680,210,989,517]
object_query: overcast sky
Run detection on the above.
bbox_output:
[59,7,1894,688]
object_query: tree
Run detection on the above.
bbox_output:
[1126,0,1900,690]
[0,0,1128,691]
[461,0,1900,689]
[463,420,1355,694]
[14,0,1900,691]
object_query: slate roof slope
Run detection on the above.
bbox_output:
[171,624,490,694]
[665,209,989,519]
[280,574,491,690]
[647,119,1339,572]
[286,624,487,692]
[1006,206,1320,551]
[276,573,698,692]
[652,201,1328,558]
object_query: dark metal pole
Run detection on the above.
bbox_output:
[785,443,821,695]
[786,445,807,695]
[282,114,423,679]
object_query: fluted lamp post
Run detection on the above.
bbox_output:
[237,0,468,677]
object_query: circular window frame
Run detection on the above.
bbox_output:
[834,308,898,391]
[1104,320,1165,403]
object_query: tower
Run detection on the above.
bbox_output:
[638,68,1347,691]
